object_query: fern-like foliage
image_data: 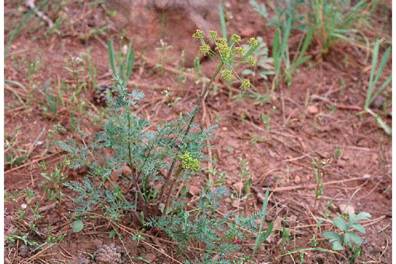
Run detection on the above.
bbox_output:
[59,39,272,263]
[59,42,210,219]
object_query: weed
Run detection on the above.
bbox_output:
[65,55,87,92]
[5,7,35,56]
[364,39,391,135]
[40,79,63,119]
[6,233,40,248]
[251,0,373,88]
[59,32,275,261]
[260,113,271,130]
[322,211,371,263]
[334,146,343,160]
[312,158,326,200]
[5,130,29,168]
[253,190,272,255]
[155,39,173,73]
[251,0,313,89]
[39,159,68,201]
[306,0,370,54]
[238,158,253,197]
[241,37,274,81]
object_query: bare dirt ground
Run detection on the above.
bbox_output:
[4,0,392,263]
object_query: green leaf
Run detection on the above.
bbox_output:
[253,190,271,255]
[125,45,135,81]
[218,3,227,41]
[323,231,344,251]
[107,40,118,78]
[259,221,273,242]
[322,231,341,242]
[250,0,268,19]
[344,232,363,246]
[71,219,84,233]
[333,216,348,231]
[332,240,344,251]
[354,212,371,222]
[241,69,254,76]
[56,141,75,154]
[351,223,365,234]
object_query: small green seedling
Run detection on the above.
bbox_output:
[322,211,371,251]
[40,160,68,200]
[241,37,274,81]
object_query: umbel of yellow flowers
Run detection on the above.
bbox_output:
[193,29,259,90]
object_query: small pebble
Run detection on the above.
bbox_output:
[307,105,319,115]
[371,95,385,109]
[18,245,29,258]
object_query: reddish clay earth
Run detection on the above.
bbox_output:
[4,0,391,263]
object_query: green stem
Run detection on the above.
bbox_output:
[159,62,224,202]
[127,113,146,213]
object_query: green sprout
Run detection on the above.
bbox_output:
[323,212,371,251]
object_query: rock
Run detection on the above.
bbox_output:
[371,95,385,109]
[144,253,157,263]
[232,199,240,208]
[121,165,132,176]
[288,215,297,225]
[233,181,244,194]
[240,27,255,37]
[111,168,123,182]
[294,175,301,184]
[189,185,201,196]
[95,244,122,264]
[339,203,355,215]
[92,239,103,247]
[307,105,319,115]
[18,245,29,258]
[77,254,91,264]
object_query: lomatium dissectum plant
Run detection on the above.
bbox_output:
[61,32,273,263]
[161,30,260,208]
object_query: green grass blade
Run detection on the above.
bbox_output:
[253,190,271,255]
[366,40,380,108]
[370,75,391,105]
[125,45,135,81]
[366,108,392,135]
[250,0,268,19]
[107,40,118,78]
[372,46,391,89]
[5,11,34,57]
[218,3,227,41]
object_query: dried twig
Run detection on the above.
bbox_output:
[25,0,54,28]
[5,152,64,174]
[252,174,371,197]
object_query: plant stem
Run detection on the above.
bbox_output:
[163,164,183,213]
[159,62,224,202]
[127,113,146,214]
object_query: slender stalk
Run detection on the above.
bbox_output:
[159,62,224,202]
[163,164,183,213]
[127,113,146,214]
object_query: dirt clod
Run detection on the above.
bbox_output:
[77,254,92,264]
[94,244,122,264]
[307,105,319,114]
[18,245,29,258]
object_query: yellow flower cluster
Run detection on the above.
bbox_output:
[192,29,259,89]
[179,152,200,172]
[241,79,251,90]
[221,68,234,81]
[200,43,211,56]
